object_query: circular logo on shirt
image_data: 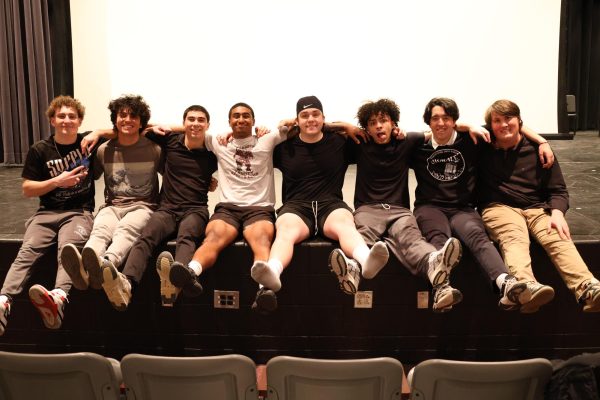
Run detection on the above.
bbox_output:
[426,148,465,181]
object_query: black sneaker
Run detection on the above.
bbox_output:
[169,262,203,297]
[252,288,277,315]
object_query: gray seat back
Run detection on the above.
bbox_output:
[266,355,404,400]
[0,351,121,400]
[121,353,259,400]
[409,358,552,400]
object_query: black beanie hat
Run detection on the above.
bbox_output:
[296,95,323,115]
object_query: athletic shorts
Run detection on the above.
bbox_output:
[277,199,352,236]
[210,203,275,231]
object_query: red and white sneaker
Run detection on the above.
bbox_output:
[28,284,67,329]
[0,296,11,336]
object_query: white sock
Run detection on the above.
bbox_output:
[0,295,9,304]
[268,259,283,275]
[352,245,370,268]
[188,260,202,276]
[359,242,389,279]
[251,260,282,292]
[496,273,508,290]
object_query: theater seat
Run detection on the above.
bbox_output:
[120,353,259,400]
[408,358,552,400]
[265,355,404,400]
[0,351,122,400]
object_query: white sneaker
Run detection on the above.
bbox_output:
[328,248,361,295]
[520,281,555,314]
[427,238,462,286]
[579,280,600,312]
[82,247,103,290]
[155,251,181,307]
[61,244,89,290]
[498,275,531,311]
[0,296,11,336]
[28,285,67,329]
[432,283,462,312]
[101,259,131,311]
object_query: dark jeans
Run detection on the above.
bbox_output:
[122,207,209,283]
[413,204,507,281]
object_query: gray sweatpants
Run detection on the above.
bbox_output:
[354,204,435,278]
[85,204,154,268]
[1,210,93,297]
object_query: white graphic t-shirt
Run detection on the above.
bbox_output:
[205,129,287,207]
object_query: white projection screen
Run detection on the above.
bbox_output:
[71,0,561,134]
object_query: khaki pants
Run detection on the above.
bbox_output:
[481,204,595,299]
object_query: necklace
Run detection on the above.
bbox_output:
[53,137,67,159]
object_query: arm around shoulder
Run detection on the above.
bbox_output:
[521,125,554,168]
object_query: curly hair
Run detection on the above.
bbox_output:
[423,97,459,125]
[108,94,151,132]
[183,105,210,122]
[484,99,522,126]
[46,95,85,120]
[356,99,400,130]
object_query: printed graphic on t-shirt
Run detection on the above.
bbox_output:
[46,148,85,177]
[232,144,258,178]
[45,149,90,198]
[426,148,465,182]
[106,161,156,198]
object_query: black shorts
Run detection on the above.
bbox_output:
[210,203,275,231]
[277,199,352,236]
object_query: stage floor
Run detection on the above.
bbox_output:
[1,130,599,241]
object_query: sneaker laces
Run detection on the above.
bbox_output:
[49,290,68,320]
[579,280,600,304]
[0,299,10,333]
[501,276,519,302]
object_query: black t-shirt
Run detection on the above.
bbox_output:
[353,132,424,209]
[410,131,478,208]
[274,130,352,202]
[146,132,217,210]
[22,133,95,211]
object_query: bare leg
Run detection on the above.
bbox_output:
[268,213,310,269]
[324,208,389,279]
[243,220,275,262]
[191,220,238,272]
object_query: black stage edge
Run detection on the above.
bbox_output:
[0,238,598,365]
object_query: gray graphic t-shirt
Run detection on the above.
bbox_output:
[95,136,162,208]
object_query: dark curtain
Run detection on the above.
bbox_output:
[0,0,72,165]
[558,0,600,132]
